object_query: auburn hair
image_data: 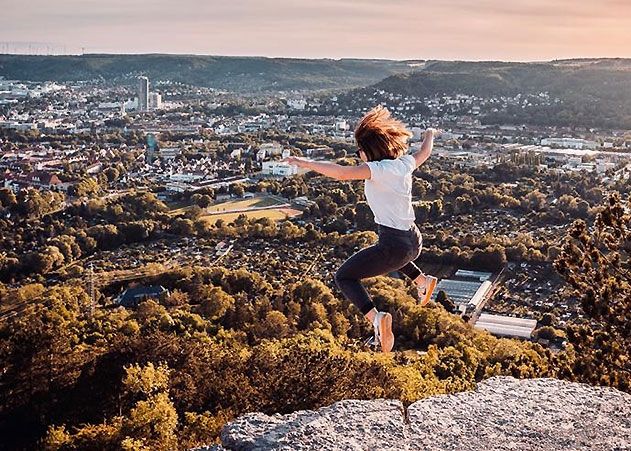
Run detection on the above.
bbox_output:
[354,105,413,162]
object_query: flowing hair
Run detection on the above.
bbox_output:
[354,105,413,162]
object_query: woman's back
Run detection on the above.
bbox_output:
[364,153,416,231]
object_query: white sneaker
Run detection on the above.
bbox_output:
[416,274,438,306]
[363,335,379,348]
[373,312,394,353]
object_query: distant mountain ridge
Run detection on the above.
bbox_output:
[2,55,630,127]
[0,53,421,92]
[373,58,631,97]
[347,58,631,128]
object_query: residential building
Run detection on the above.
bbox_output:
[262,161,298,177]
[474,313,538,339]
[116,285,169,308]
[149,92,162,110]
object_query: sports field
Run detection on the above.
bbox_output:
[171,194,304,225]
[206,195,285,212]
[202,207,303,225]
[168,194,286,216]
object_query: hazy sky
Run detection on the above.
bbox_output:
[1,0,630,60]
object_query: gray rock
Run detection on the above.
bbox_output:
[199,376,631,451]
[406,376,630,451]
[220,399,405,451]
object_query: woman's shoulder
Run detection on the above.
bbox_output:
[370,154,410,165]
[365,154,415,182]
[368,154,414,173]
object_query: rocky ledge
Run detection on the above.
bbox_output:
[200,376,631,451]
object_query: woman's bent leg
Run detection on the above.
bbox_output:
[335,244,404,315]
[399,229,423,281]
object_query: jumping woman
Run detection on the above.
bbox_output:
[282,105,439,353]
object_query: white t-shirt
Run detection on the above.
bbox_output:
[364,153,416,230]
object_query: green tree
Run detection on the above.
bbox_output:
[231,183,245,197]
[553,192,630,391]
[0,188,17,208]
[105,167,120,183]
[71,177,100,197]
[121,363,179,450]
[198,286,236,320]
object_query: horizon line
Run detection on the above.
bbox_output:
[1,52,630,64]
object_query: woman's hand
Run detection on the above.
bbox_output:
[424,128,442,139]
[411,127,441,168]
[281,156,311,169]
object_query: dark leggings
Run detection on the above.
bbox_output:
[334,223,423,315]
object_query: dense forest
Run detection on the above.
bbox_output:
[0,185,628,449]
[0,54,417,92]
[0,125,629,449]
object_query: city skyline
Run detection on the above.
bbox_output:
[1,0,631,61]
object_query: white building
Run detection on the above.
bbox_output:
[541,138,598,150]
[166,181,190,193]
[455,269,493,282]
[86,163,103,175]
[567,156,583,166]
[294,196,315,207]
[287,98,307,110]
[474,313,538,339]
[335,120,349,131]
[97,101,123,111]
[596,161,616,174]
[125,98,139,111]
[262,161,298,177]
[0,121,37,131]
[260,142,284,156]
[159,147,180,161]
[432,270,494,317]
[468,281,492,311]
[148,92,162,110]
[169,172,204,183]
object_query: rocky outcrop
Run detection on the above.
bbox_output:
[200,376,631,451]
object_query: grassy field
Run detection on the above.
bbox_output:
[168,194,286,216]
[203,207,302,225]
[168,194,303,225]
[206,196,285,212]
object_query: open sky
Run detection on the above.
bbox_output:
[1,0,630,60]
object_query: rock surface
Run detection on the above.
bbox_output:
[200,376,631,451]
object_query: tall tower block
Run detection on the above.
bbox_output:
[137,76,149,112]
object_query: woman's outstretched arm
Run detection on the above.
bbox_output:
[281,156,371,181]
[410,128,439,168]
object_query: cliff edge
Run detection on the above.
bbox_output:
[199,376,631,451]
